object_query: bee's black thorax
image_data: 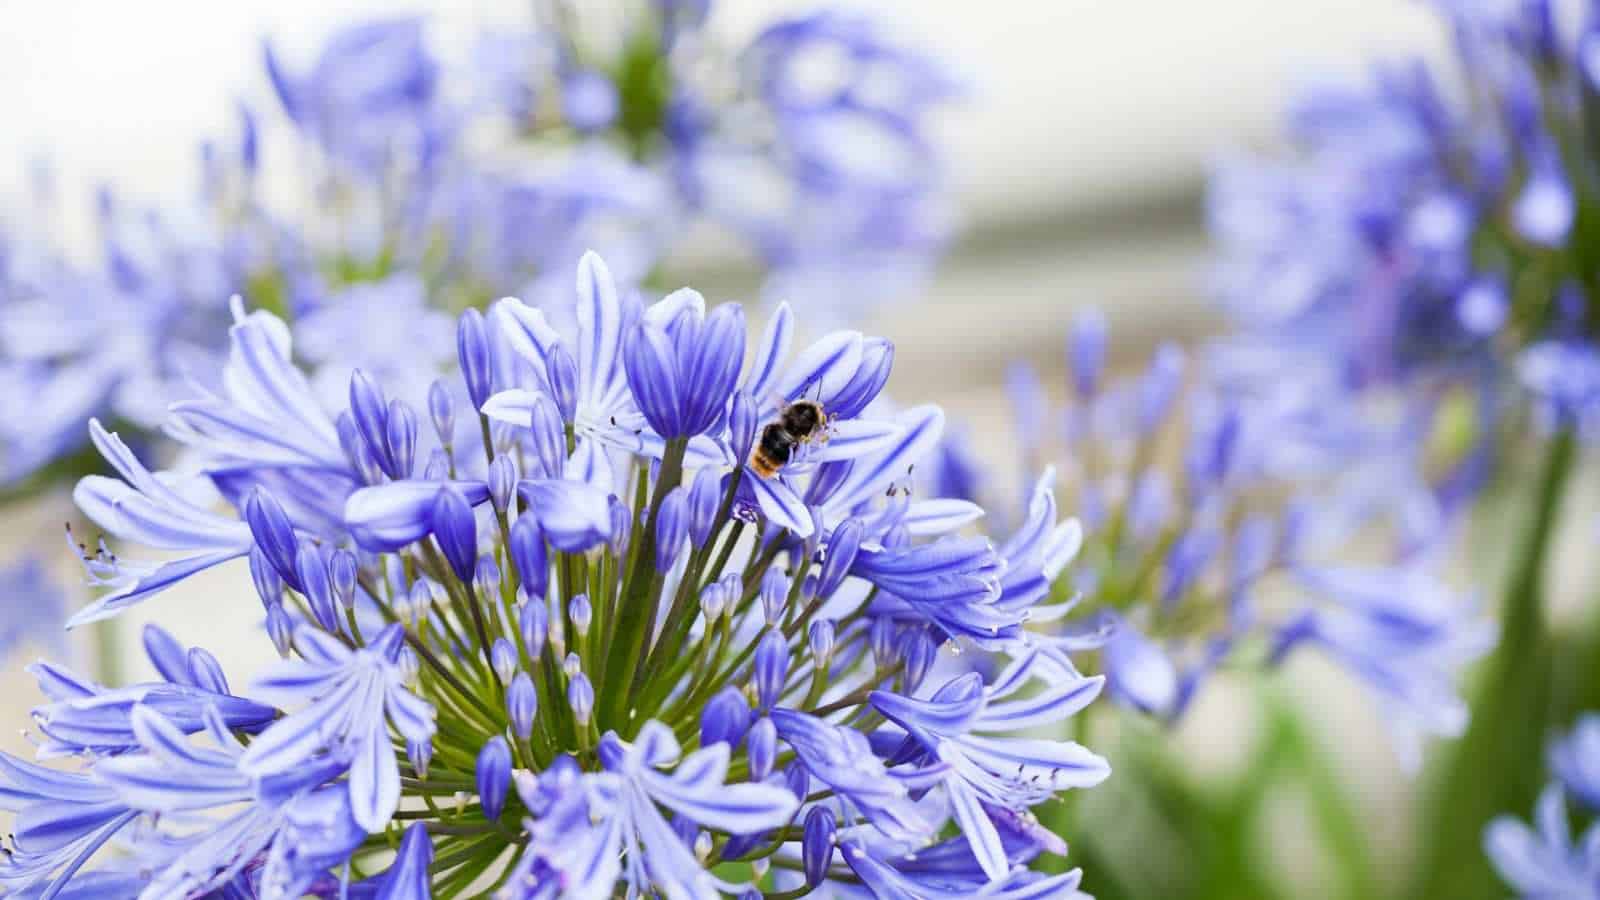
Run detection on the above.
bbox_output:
[779,400,825,441]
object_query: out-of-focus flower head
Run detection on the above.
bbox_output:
[1005,311,1493,768]
[19,253,1108,896]
[1208,0,1600,470]
[1487,715,1600,897]
[470,2,964,319]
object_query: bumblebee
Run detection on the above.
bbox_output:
[749,399,828,478]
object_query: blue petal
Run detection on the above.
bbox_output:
[345,480,491,551]
[743,302,794,402]
[376,823,434,900]
[576,252,626,412]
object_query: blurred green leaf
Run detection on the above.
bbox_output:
[1407,430,1576,900]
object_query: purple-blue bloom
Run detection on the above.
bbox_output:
[21,253,1104,895]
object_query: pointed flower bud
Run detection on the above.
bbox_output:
[510,513,548,600]
[754,629,789,711]
[244,489,300,592]
[655,486,689,573]
[901,628,938,693]
[423,448,449,481]
[266,603,294,657]
[817,518,862,600]
[508,672,537,740]
[249,545,283,610]
[803,807,837,887]
[687,466,722,547]
[699,582,727,622]
[747,716,777,781]
[492,638,518,684]
[386,400,418,479]
[295,542,339,632]
[428,379,454,448]
[397,646,420,686]
[568,672,595,726]
[457,308,494,410]
[488,455,518,513]
[142,625,191,685]
[476,554,501,596]
[520,599,547,663]
[187,647,228,695]
[328,549,358,611]
[761,568,788,627]
[408,738,433,779]
[701,686,751,748]
[431,489,478,583]
[349,369,394,477]
[808,619,835,663]
[1069,308,1108,399]
[569,594,592,638]
[476,736,512,822]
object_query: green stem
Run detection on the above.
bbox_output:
[598,439,686,733]
[1408,428,1576,900]
[91,618,123,685]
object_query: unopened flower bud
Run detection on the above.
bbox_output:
[655,486,689,573]
[747,716,776,781]
[329,549,358,611]
[687,466,722,546]
[568,673,594,726]
[699,582,727,622]
[266,604,293,657]
[520,599,547,662]
[397,646,420,687]
[491,638,518,683]
[817,518,862,599]
[476,736,511,822]
[700,686,750,748]
[408,738,433,779]
[386,400,418,479]
[808,619,835,664]
[803,807,836,887]
[476,554,501,596]
[569,594,592,638]
[508,672,537,740]
[488,455,518,513]
[754,629,789,711]
[428,379,454,447]
[457,309,493,410]
[760,568,787,627]
[510,513,549,601]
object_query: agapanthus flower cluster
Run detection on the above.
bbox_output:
[1004,312,1494,768]
[1208,0,1600,453]
[1485,714,1600,896]
[5,253,1106,898]
[0,2,957,498]
[464,1,962,315]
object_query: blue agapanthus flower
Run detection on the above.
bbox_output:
[994,313,1492,768]
[1486,716,1600,898]
[0,558,67,659]
[1207,0,1600,463]
[3,1,957,497]
[11,252,1108,897]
